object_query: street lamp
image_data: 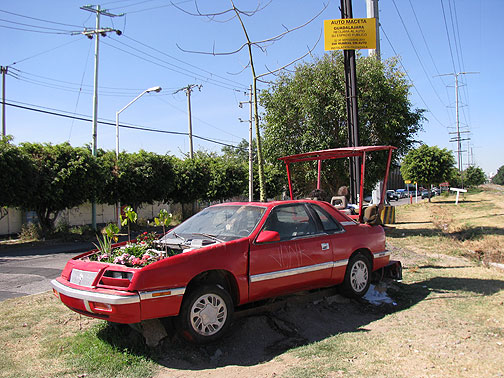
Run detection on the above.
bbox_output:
[115,86,162,226]
[116,86,162,158]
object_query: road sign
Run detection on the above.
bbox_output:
[404,180,411,184]
[324,18,376,51]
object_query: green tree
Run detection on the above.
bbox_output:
[106,150,176,210]
[492,165,504,185]
[463,166,486,187]
[0,137,35,207]
[206,155,247,202]
[18,142,102,235]
[221,138,254,163]
[400,145,456,201]
[171,154,212,205]
[260,52,424,197]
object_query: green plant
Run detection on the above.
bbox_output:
[93,223,119,255]
[55,219,70,234]
[90,230,171,267]
[154,209,172,236]
[121,206,137,241]
[19,223,41,241]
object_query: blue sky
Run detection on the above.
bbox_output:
[1,0,502,176]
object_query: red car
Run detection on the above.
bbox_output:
[52,200,391,343]
[52,146,400,343]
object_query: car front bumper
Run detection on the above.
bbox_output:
[51,278,185,323]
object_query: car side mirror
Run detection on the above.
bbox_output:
[256,230,280,243]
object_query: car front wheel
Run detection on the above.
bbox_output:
[177,285,233,344]
[341,253,371,298]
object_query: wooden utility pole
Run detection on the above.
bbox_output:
[175,84,202,159]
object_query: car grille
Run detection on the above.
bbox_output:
[69,269,99,287]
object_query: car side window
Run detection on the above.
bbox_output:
[263,204,317,241]
[310,205,343,233]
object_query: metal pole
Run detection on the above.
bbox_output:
[455,73,461,173]
[341,0,360,205]
[366,0,380,59]
[115,111,121,227]
[186,86,194,159]
[114,86,161,226]
[1,66,6,137]
[90,6,101,231]
[248,85,253,201]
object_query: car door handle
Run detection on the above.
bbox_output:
[321,243,330,250]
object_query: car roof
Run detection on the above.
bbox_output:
[210,199,331,209]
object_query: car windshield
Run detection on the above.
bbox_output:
[161,205,266,242]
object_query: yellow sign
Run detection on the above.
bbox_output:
[404,180,411,184]
[324,18,376,50]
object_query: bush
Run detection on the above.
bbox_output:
[19,223,42,240]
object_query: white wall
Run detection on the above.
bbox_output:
[0,202,171,236]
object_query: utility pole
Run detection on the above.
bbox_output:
[1,66,7,137]
[239,85,254,202]
[80,4,123,230]
[366,0,380,59]
[341,0,360,204]
[175,84,201,159]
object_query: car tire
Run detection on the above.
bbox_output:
[341,253,371,298]
[177,284,233,344]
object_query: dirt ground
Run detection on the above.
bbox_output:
[153,288,386,378]
[149,248,417,378]
[148,240,503,378]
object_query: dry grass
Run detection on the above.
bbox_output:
[285,186,504,378]
[387,186,504,263]
[0,292,99,378]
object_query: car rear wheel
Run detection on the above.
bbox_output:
[177,285,233,344]
[341,253,371,298]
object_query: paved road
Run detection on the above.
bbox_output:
[0,242,93,302]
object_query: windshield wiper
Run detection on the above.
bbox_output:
[158,231,186,244]
[172,232,186,242]
[192,233,224,243]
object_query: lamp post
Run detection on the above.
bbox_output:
[115,86,162,226]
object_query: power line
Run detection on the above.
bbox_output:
[391,0,447,109]
[0,9,84,28]
[380,25,446,129]
[103,36,246,92]
[1,100,244,150]
[154,96,243,140]
[440,0,457,73]
[122,35,248,90]
[7,68,178,96]
[9,38,84,66]
[0,18,78,33]
[119,0,193,14]
[0,24,75,35]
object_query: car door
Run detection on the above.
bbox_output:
[248,203,334,302]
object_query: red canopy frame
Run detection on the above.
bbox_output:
[279,146,397,223]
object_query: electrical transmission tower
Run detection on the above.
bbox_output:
[438,72,477,176]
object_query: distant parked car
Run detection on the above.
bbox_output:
[386,190,399,201]
[396,189,407,198]
[421,190,430,199]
